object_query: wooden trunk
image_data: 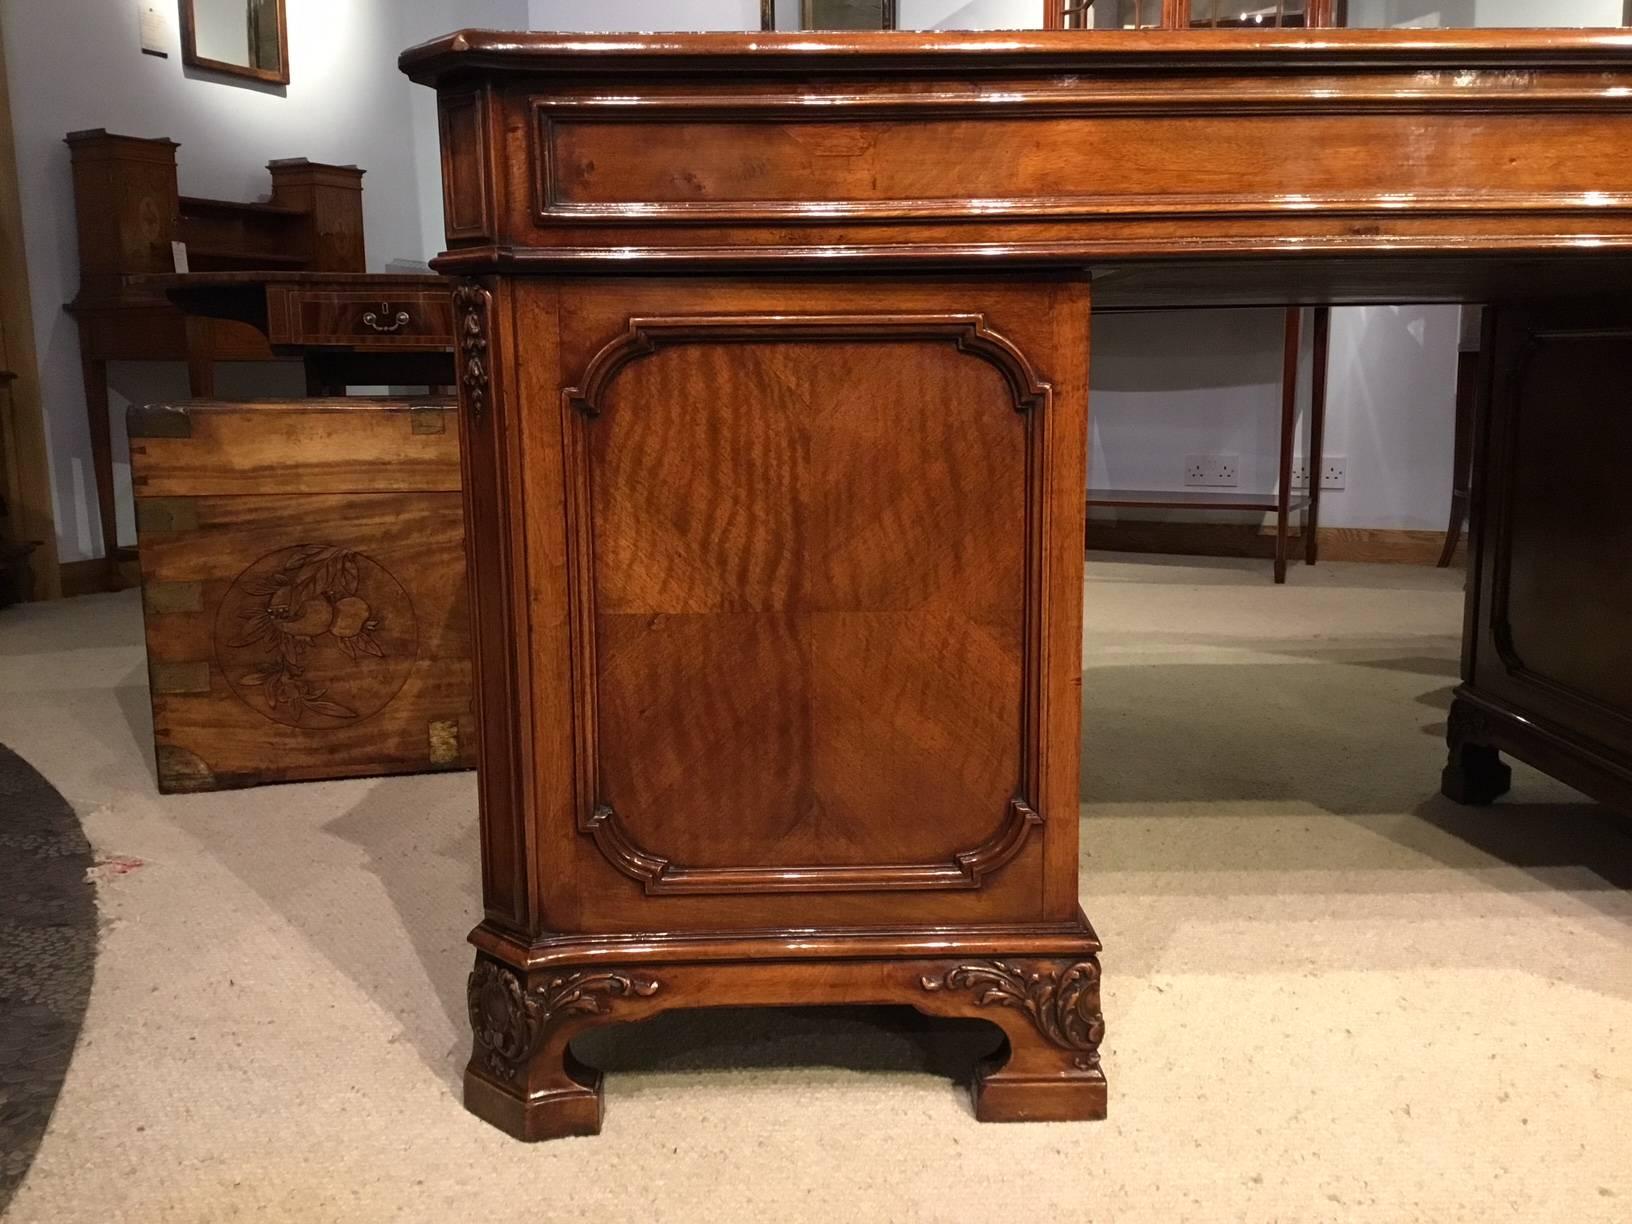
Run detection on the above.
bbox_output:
[129,398,475,793]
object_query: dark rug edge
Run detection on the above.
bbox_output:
[0,742,97,1217]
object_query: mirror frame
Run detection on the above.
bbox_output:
[179,0,290,86]
[761,1,899,30]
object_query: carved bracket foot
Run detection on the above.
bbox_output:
[460,935,1109,1140]
[1442,698,1513,806]
[464,956,661,1141]
[920,956,1108,1123]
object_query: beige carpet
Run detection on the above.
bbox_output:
[1,555,1627,1223]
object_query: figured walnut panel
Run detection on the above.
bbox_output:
[565,316,1050,893]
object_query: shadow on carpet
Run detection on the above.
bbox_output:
[0,743,95,1214]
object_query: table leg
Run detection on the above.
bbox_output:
[303,354,346,397]
[184,316,216,398]
[1274,307,1300,584]
[1438,350,1478,568]
[1306,306,1330,567]
[78,348,121,589]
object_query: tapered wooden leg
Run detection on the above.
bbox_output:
[1441,697,1512,806]
[78,350,122,588]
[1274,307,1301,585]
[1306,306,1330,567]
[184,315,216,398]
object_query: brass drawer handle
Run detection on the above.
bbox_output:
[362,303,412,333]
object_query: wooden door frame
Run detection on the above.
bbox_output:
[0,15,59,599]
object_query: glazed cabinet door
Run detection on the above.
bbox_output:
[477,277,1090,935]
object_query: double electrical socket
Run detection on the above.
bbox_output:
[1184,454,1239,487]
[1291,457,1348,491]
[1188,453,1351,492]
[1184,454,1348,490]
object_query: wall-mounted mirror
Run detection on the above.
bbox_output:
[180,0,289,85]
[762,1,899,29]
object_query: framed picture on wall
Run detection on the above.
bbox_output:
[179,0,289,85]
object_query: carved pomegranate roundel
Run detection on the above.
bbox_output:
[215,544,418,730]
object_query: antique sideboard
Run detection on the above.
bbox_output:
[401,28,1632,1140]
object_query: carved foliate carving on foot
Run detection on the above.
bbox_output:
[466,960,660,1083]
[921,958,1105,1070]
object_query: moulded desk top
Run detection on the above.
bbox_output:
[401,29,1632,307]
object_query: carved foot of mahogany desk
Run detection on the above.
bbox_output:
[1441,700,1514,807]
[466,939,1107,1141]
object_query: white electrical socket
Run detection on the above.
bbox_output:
[1184,454,1240,488]
[1290,457,1346,490]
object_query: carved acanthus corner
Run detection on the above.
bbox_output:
[921,957,1105,1070]
[466,959,660,1083]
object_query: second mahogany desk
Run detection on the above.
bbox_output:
[147,271,457,396]
[402,28,1632,1140]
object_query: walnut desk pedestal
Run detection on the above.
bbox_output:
[403,29,1632,1140]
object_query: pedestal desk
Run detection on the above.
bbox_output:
[402,29,1632,1140]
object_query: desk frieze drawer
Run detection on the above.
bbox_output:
[269,288,455,347]
[527,94,1632,232]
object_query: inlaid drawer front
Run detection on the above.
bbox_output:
[270,289,455,348]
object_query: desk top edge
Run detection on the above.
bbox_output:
[402,27,1632,82]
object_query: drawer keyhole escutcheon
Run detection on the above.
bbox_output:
[363,303,412,333]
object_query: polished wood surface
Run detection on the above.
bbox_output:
[406,29,1632,284]
[129,398,474,792]
[406,28,1632,1140]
